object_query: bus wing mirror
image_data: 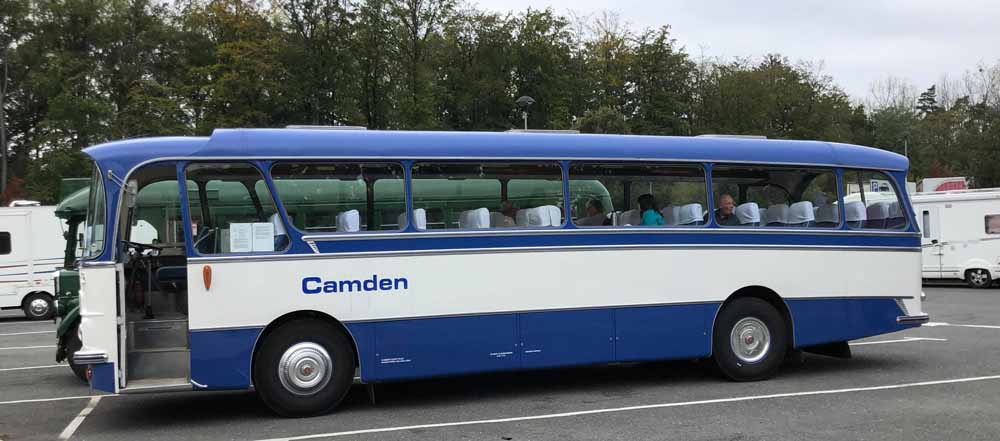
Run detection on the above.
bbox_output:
[125,180,138,208]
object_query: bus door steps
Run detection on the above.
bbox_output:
[127,348,190,381]
[122,377,192,394]
[128,318,188,351]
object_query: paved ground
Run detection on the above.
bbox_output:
[2,285,999,441]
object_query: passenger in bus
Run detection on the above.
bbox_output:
[498,200,517,227]
[707,193,740,226]
[638,194,665,226]
[576,199,607,226]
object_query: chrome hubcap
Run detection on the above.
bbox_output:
[971,270,988,285]
[278,342,332,396]
[730,317,771,363]
[29,299,49,316]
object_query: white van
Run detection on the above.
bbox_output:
[912,188,1000,288]
[0,205,66,319]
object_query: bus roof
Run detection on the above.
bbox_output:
[82,129,908,175]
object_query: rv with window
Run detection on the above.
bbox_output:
[0,205,66,319]
[72,130,927,416]
[913,188,1000,288]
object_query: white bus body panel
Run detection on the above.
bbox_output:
[0,206,65,309]
[77,264,121,392]
[187,247,924,330]
[912,189,1000,282]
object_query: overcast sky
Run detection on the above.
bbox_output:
[470,0,1000,101]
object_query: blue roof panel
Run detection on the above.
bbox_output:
[84,129,908,175]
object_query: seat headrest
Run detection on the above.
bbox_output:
[735,202,760,225]
[268,213,287,236]
[845,201,867,222]
[815,204,839,224]
[788,201,815,223]
[678,203,703,225]
[336,209,360,232]
[866,202,891,221]
[399,208,427,230]
[459,208,490,229]
[888,201,902,217]
[544,205,562,227]
[515,208,530,226]
[620,209,641,226]
[661,206,676,225]
[765,204,789,224]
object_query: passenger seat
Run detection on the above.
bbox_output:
[735,202,760,226]
[765,204,789,227]
[814,205,840,227]
[845,201,867,228]
[865,202,890,229]
[459,208,490,229]
[337,210,361,232]
[787,201,815,227]
[678,203,703,226]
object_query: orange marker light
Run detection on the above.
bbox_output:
[203,265,212,291]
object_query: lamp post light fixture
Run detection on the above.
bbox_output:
[516,95,535,130]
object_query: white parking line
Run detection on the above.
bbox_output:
[0,330,54,336]
[0,395,114,406]
[0,345,55,351]
[850,337,948,346]
[925,321,1000,330]
[0,364,63,372]
[59,396,102,440]
[0,320,52,327]
[254,374,1000,441]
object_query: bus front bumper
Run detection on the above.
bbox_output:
[897,314,930,325]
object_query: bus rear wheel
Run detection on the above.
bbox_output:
[965,269,993,289]
[22,293,54,320]
[713,297,787,381]
[253,319,356,417]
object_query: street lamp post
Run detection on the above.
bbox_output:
[516,96,535,130]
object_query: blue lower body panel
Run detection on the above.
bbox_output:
[189,327,263,389]
[615,303,717,362]
[373,314,520,381]
[787,298,915,347]
[185,297,919,388]
[90,362,116,393]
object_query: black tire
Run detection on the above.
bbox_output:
[713,297,788,381]
[253,319,356,417]
[22,293,54,320]
[965,269,993,289]
[65,324,88,383]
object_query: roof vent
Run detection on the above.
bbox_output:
[285,125,367,131]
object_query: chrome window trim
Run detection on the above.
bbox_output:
[187,242,920,264]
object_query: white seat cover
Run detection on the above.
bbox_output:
[866,202,890,221]
[678,203,703,225]
[544,205,562,227]
[815,204,839,224]
[758,207,768,223]
[619,209,641,226]
[661,206,677,225]
[459,208,490,229]
[845,201,867,222]
[735,202,760,225]
[765,204,789,225]
[515,208,530,226]
[336,209,360,232]
[787,201,815,225]
[888,201,902,218]
[399,208,427,230]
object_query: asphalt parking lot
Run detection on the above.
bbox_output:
[2,285,999,441]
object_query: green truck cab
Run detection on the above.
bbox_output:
[53,186,88,381]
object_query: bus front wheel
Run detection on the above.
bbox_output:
[253,319,356,417]
[712,297,788,381]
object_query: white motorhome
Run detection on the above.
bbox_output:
[0,205,66,319]
[912,188,1000,288]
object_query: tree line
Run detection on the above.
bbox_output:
[1,0,998,203]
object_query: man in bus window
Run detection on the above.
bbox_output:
[712,194,740,226]
[576,199,607,226]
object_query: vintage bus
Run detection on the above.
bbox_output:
[73,129,928,416]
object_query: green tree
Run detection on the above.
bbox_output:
[626,26,694,135]
[575,106,628,134]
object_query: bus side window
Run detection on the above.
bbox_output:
[185,163,288,254]
[842,170,907,230]
[711,165,838,228]
[410,162,564,230]
[269,162,406,233]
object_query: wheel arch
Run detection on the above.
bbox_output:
[712,285,796,351]
[250,310,361,387]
